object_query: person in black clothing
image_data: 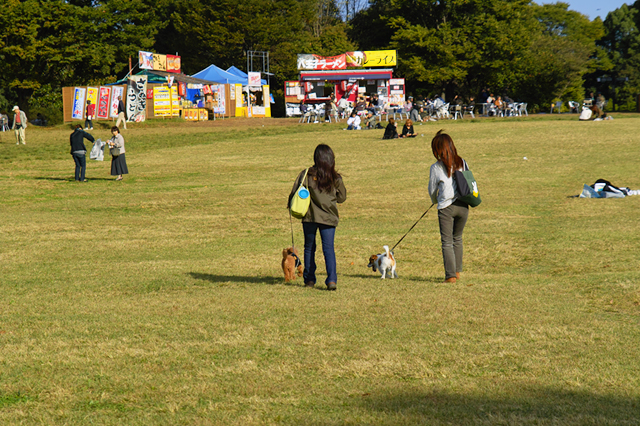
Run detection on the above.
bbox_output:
[400,119,417,138]
[70,124,95,182]
[382,118,398,139]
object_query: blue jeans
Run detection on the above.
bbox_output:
[72,153,86,181]
[302,222,337,285]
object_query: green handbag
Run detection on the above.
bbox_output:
[290,168,311,219]
[454,160,481,207]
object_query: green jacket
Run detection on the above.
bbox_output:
[289,167,347,227]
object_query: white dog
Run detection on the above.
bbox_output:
[367,245,398,279]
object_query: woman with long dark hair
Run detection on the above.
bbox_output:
[428,130,469,283]
[288,144,347,290]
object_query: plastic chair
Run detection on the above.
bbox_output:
[568,101,579,113]
[550,101,563,113]
[518,103,528,116]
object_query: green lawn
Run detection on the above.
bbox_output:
[1,115,639,425]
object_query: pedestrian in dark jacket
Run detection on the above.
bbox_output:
[288,144,347,290]
[382,118,399,139]
[70,124,95,182]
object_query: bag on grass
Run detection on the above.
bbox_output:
[454,160,481,207]
[290,168,311,219]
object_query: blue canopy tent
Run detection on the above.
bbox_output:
[226,66,267,85]
[191,64,246,85]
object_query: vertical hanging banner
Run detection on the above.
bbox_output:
[166,55,181,73]
[110,86,124,118]
[86,87,99,111]
[127,75,148,122]
[72,87,86,119]
[139,51,153,70]
[235,84,243,108]
[153,53,167,71]
[97,86,111,119]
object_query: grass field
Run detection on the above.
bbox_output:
[1,115,639,425]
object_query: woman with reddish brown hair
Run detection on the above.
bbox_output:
[428,130,469,283]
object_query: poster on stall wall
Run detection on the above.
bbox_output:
[153,54,167,71]
[263,86,270,107]
[213,84,226,114]
[127,75,148,122]
[97,87,111,119]
[72,87,86,119]
[86,87,99,112]
[166,55,181,73]
[110,86,124,118]
[153,86,173,117]
[230,84,236,100]
[235,84,243,108]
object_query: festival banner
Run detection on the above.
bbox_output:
[212,84,226,114]
[235,85,243,108]
[297,54,346,70]
[86,87,99,112]
[110,86,124,118]
[346,50,397,67]
[166,55,181,73]
[139,51,153,70]
[153,53,167,71]
[263,86,270,107]
[248,72,262,87]
[97,86,111,119]
[127,75,148,122]
[72,87,86,120]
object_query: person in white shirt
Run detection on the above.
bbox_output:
[346,111,361,130]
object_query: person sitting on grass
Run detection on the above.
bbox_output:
[346,111,361,130]
[400,119,417,138]
[382,118,398,139]
[410,105,423,122]
[364,111,377,129]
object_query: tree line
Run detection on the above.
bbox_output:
[1,0,640,121]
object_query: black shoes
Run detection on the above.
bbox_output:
[326,282,337,291]
[304,281,315,288]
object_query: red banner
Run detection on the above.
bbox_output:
[166,54,181,73]
[97,87,111,119]
[297,54,346,70]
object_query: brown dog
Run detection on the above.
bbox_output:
[282,247,303,282]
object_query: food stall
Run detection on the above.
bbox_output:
[284,51,402,116]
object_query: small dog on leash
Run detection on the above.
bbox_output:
[282,247,303,282]
[367,245,398,279]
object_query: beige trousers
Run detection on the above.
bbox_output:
[116,112,127,129]
[14,127,25,144]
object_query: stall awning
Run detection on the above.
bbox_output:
[300,69,393,81]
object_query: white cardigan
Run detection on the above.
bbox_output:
[428,160,460,209]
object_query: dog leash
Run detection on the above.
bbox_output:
[391,203,435,252]
[288,208,303,268]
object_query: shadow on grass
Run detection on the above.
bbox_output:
[343,273,442,283]
[296,387,640,425]
[34,177,115,182]
[314,387,640,425]
[188,272,282,286]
